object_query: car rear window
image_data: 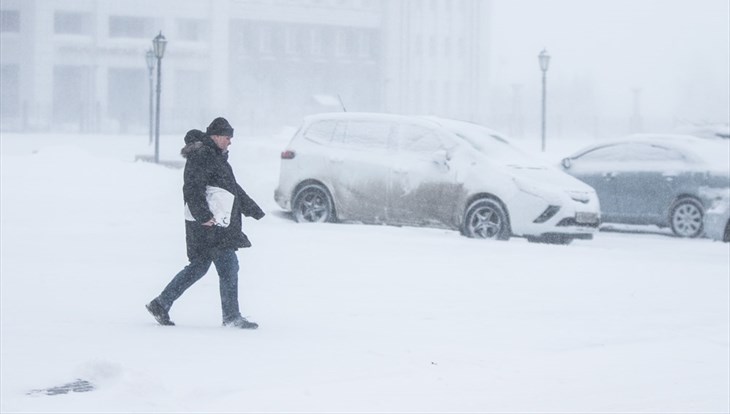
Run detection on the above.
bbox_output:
[303,120,338,144]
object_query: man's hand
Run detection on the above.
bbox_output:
[202,219,216,227]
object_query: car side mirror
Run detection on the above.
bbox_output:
[561,157,572,169]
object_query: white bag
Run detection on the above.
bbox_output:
[184,186,235,227]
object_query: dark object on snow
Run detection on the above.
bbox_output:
[206,117,234,137]
[27,379,94,396]
[146,298,175,326]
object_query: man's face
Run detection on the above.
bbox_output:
[211,135,232,151]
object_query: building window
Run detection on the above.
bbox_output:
[54,11,92,35]
[0,65,20,117]
[310,27,323,56]
[258,26,273,54]
[335,29,355,57]
[109,16,154,39]
[285,26,302,55]
[414,34,423,56]
[177,18,205,42]
[0,9,20,32]
[234,23,254,55]
[357,31,371,57]
[429,35,437,57]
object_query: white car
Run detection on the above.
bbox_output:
[274,113,601,244]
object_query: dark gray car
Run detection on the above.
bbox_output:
[560,135,730,238]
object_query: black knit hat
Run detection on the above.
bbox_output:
[206,117,234,137]
[183,129,205,144]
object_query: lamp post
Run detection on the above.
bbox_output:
[538,48,550,152]
[152,31,167,163]
[145,49,155,146]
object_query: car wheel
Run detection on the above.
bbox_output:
[292,184,335,223]
[463,198,510,240]
[670,198,703,238]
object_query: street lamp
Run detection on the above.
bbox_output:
[152,31,167,163]
[538,48,551,152]
[145,49,155,146]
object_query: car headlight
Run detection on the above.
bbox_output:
[567,190,592,204]
[700,187,730,209]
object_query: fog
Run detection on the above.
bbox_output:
[490,0,730,137]
[0,0,728,139]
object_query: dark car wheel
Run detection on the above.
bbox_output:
[292,184,335,223]
[463,198,510,240]
[670,198,703,238]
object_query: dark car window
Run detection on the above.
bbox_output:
[342,121,391,150]
[304,120,337,144]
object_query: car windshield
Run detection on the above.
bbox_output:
[434,119,543,167]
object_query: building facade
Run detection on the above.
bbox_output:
[0,0,491,134]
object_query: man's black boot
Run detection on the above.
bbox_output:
[146,299,175,326]
[222,316,258,329]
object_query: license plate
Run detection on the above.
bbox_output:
[575,212,599,224]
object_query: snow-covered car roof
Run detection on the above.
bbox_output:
[302,113,540,166]
[304,112,440,126]
[568,134,730,172]
[673,124,730,140]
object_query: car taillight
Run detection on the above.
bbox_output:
[281,150,296,159]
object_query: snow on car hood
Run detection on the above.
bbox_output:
[501,162,595,193]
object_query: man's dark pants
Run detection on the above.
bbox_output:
[156,248,241,322]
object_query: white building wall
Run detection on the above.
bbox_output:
[0,0,491,133]
[381,0,491,123]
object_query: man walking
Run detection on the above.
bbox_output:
[146,117,265,329]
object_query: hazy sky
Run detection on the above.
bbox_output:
[490,0,730,129]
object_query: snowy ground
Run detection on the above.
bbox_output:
[1,130,728,413]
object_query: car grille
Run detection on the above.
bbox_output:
[557,216,600,228]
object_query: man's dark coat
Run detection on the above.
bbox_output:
[182,136,265,260]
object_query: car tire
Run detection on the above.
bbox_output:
[292,184,335,223]
[463,198,510,240]
[669,197,703,238]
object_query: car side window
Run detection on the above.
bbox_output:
[398,125,453,153]
[623,144,686,162]
[576,144,628,162]
[342,121,391,150]
[303,120,337,144]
